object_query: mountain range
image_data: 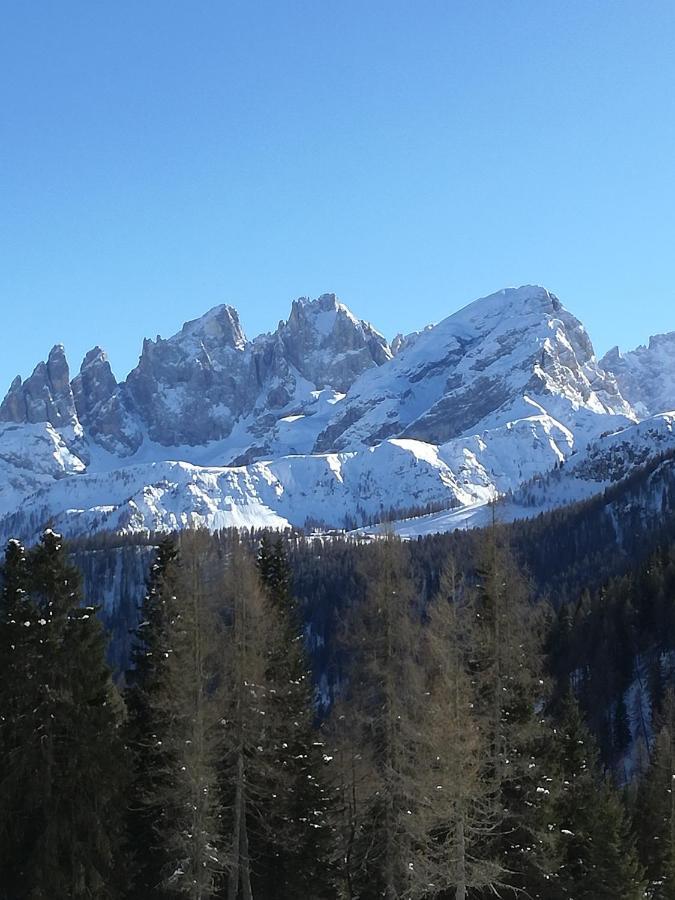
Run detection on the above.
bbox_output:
[1,284,673,542]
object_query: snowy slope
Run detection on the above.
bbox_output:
[374,413,675,538]
[312,285,633,451]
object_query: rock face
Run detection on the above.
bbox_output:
[71,348,142,455]
[120,295,392,449]
[0,294,393,457]
[0,345,78,428]
[601,332,675,418]
[278,293,392,391]
[124,305,250,446]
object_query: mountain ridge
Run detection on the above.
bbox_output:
[1,284,673,541]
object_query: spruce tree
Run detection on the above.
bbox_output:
[551,691,644,900]
[0,538,32,888]
[0,530,127,899]
[125,536,183,897]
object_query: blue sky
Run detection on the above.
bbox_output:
[2,1,675,390]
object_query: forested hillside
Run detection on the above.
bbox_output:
[3,518,675,897]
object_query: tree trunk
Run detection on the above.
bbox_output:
[240,809,253,900]
[228,752,244,900]
[455,812,467,900]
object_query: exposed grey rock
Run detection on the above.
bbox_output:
[601,333,675,417]
[72,347,142,455]
[278,293,391,392]
[0,345,78,428]
[391,324,434,356]
[123,305,247,445]
[119,295,391,448]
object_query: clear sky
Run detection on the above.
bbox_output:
[2,1,675,392]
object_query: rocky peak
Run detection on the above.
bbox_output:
[72,346,118,417]
[174,304,247,353]
[0,345,78,428]
[278,293,391,392]
[122,304,256,447]
[314,285,634,451]
[601,331,675,417]
[391,324,434,356]
[69,346,143,455]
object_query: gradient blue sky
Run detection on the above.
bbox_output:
[2,1,675,390]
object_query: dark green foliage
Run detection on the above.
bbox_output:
[636,689,675,899]
[125,537,182,897]
[0,531,127,899]
[548,693,644,900]
[548,542,675,767]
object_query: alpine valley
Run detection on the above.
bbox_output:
[1,284,673,543]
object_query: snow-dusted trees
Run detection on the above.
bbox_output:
[468,529,554,897]
[126,530,334,899]
[126,532,227,898]
[126,537,183,897]
[0,531,127,899]
[549,692,644,900]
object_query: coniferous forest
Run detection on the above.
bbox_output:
[2,523,675,899]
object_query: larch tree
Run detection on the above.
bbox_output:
[159,530,228,897]
[420,557,504,900]
[331,533,431,900]
[220,539,279,900]
[470,526,555,899]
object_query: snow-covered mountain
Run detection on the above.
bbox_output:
[1,285,672,542]
[601,333,675,419]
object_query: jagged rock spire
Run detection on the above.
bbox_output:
[0,345,78,428]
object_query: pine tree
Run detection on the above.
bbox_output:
[0,538,32,887]
[0,530,127,898]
